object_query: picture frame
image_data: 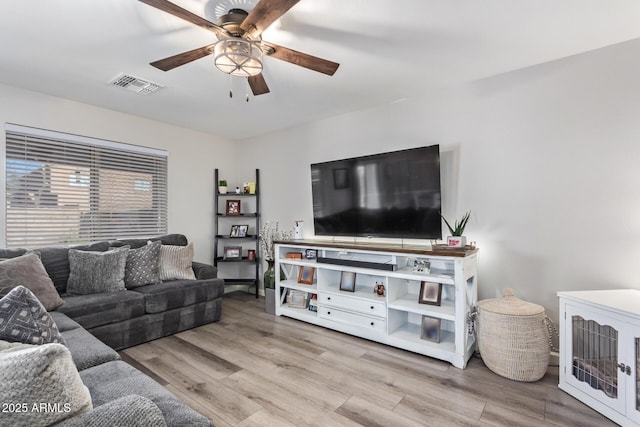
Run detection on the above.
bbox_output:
[288,290,308,309]
[420,315,441,343]
[223,246,242,260]
[418,281,442,306]
[229,225,239,237]
[236,224,248,238]
[339,271,356,292]
[225,199,241,215]
[297,266,315,284]
[304,249,317,259]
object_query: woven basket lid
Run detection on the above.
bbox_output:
[478,288,544,316]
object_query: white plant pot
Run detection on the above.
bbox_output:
[219,186,227,194]
[447,236,467,248]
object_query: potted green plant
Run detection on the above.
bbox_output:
[442,211,471,248]
[218,180,228,194]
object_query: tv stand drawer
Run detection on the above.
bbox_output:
[319,293,386,317]
[318,306,385,332]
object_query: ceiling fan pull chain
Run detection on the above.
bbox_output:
[229,73,233,98]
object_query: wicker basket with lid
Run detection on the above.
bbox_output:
[477,288,549,382]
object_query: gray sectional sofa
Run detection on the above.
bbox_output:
[0,233,223,426]
[49,310,212,426]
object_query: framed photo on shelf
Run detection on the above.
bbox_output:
[223,246,242,260]
[420,315,441,343]
[288,290,308,308]
[236,225,248,238]
[418,281,442,306]
[225,200,241,215]
[339,271,356,292]
[229,225,239,237]
[297,266,315,284]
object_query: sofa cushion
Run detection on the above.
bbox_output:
[58,394,167,427]
[50,311,82,332]
[0,286,65,345]
[0,251,64,310]
[132,279,224,314]
[38,241,111,294]
[111,234,188,250]
[80,360,211,427]
[67,247,129,295]
[158,242,196,281]
[60,326,121,371]
[125,241,162,288]
[57,290,146,330]
[0,340,92,426]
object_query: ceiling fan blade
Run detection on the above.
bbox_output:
[150,44,215,71]
[240,0,300,38]
[262,41,339,76]
[138,0,228,36]
[248,74,270,95]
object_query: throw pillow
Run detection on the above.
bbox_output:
[157,241,196,281]
[0,286,65,345]
[66,247,129,295]
[0,251,64,310]
[0,340,92,426]
[124,241,162,288]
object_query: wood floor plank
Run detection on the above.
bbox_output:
[118,292,618,427]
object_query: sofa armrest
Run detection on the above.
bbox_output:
[192,261,218,280]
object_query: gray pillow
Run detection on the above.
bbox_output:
[157,242,196,281]
[0,286,65,345]
[66,247,129,295]
[124,241,161,288]
[0,251,64,310]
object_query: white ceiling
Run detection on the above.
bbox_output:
[1,0,640,140]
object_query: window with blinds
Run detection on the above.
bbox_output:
[4,124,168,248]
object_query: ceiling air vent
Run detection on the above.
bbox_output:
[108,73,162,95]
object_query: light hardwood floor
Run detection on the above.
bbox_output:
[120,292,615,427]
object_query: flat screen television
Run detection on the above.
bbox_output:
[310,145,442,239]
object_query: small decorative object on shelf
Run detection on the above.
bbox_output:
[225,199,241,215]
[373,281,385,296]
[308,294,318,312]
[420,315,441,343]
[297,266,315,284]
[242,182,251,194]
[218,180,228,194]
[419,281,442,306]
[442,211,471,248]
[288,290,308,309]
[305,249,317,259]
[235,186,241,194]
[412,259,430,273]
[247,249,256,261]
[223,246,242,260]
[286,252,302,260]
[340,271,356,292]
[294,220,304,239]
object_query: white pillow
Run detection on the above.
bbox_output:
[156,242,196,281]
[0,340,92,426]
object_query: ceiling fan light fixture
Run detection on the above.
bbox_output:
[214,37,262,77]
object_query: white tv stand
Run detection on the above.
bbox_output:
[274,240,479,368]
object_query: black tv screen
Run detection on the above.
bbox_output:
[310,145,442,239]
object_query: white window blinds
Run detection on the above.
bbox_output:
[5,124,168,248]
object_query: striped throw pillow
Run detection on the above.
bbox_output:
[157,242,196,281]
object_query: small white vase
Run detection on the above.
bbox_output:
[447,236,467,247]
[219,186,227,194]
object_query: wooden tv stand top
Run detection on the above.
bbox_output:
[275,239,478,258]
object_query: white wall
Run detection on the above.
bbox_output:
[0,84,235,263]
[239,38,640,321]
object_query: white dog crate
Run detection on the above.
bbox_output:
[558,290,640,427]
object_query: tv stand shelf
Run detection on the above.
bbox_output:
[274,240,479,368]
